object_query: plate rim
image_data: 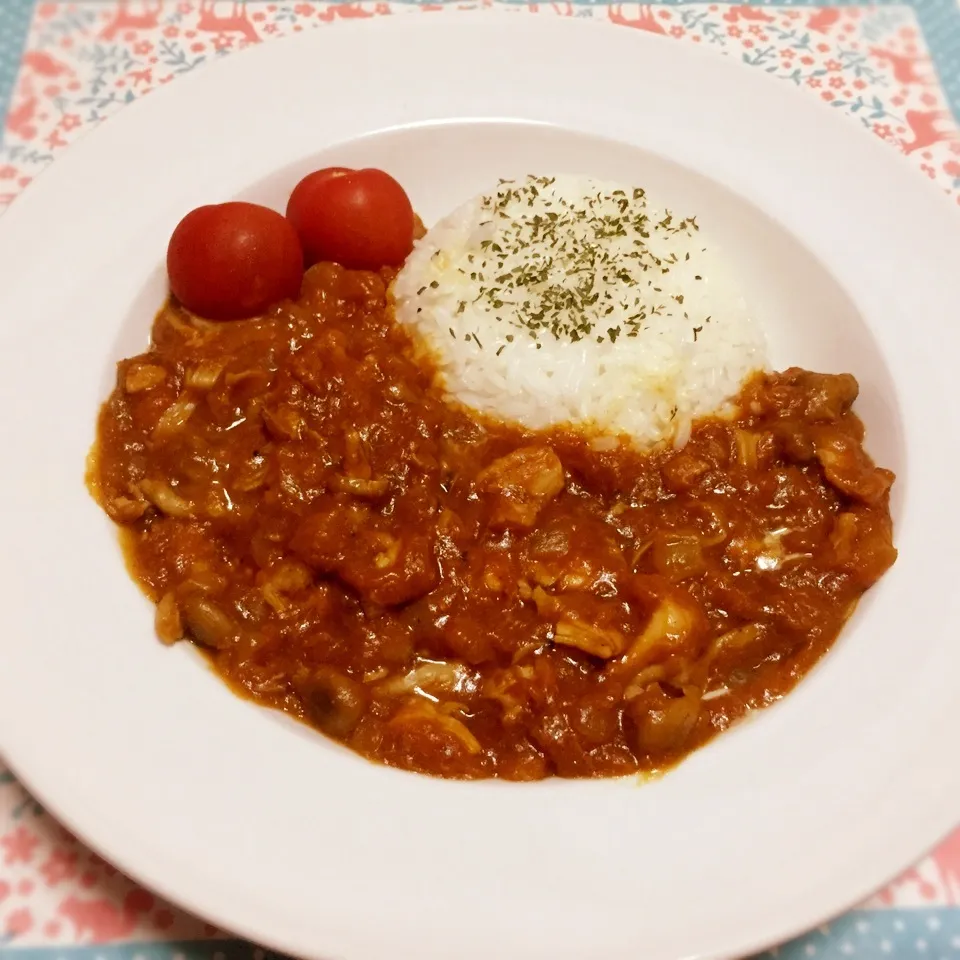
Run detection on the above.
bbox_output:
[1,13,959,960]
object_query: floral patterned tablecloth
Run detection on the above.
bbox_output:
[0,2,958,958]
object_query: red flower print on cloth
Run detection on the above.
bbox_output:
[1,827,38,866]
[57,890,153,943]
[40,849,78,887]
[59,896,137,942]
[5,907,34,937]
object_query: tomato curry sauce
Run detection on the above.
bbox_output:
[92,262,897,780]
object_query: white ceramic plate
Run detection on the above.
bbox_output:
[1,13,959,960]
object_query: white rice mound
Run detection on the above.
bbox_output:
[393,174,767,448]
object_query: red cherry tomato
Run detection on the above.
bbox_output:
[166,202,303,321]
[286,167,414,270]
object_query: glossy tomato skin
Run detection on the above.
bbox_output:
[166,202,303,321]
[286,167,414,270]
